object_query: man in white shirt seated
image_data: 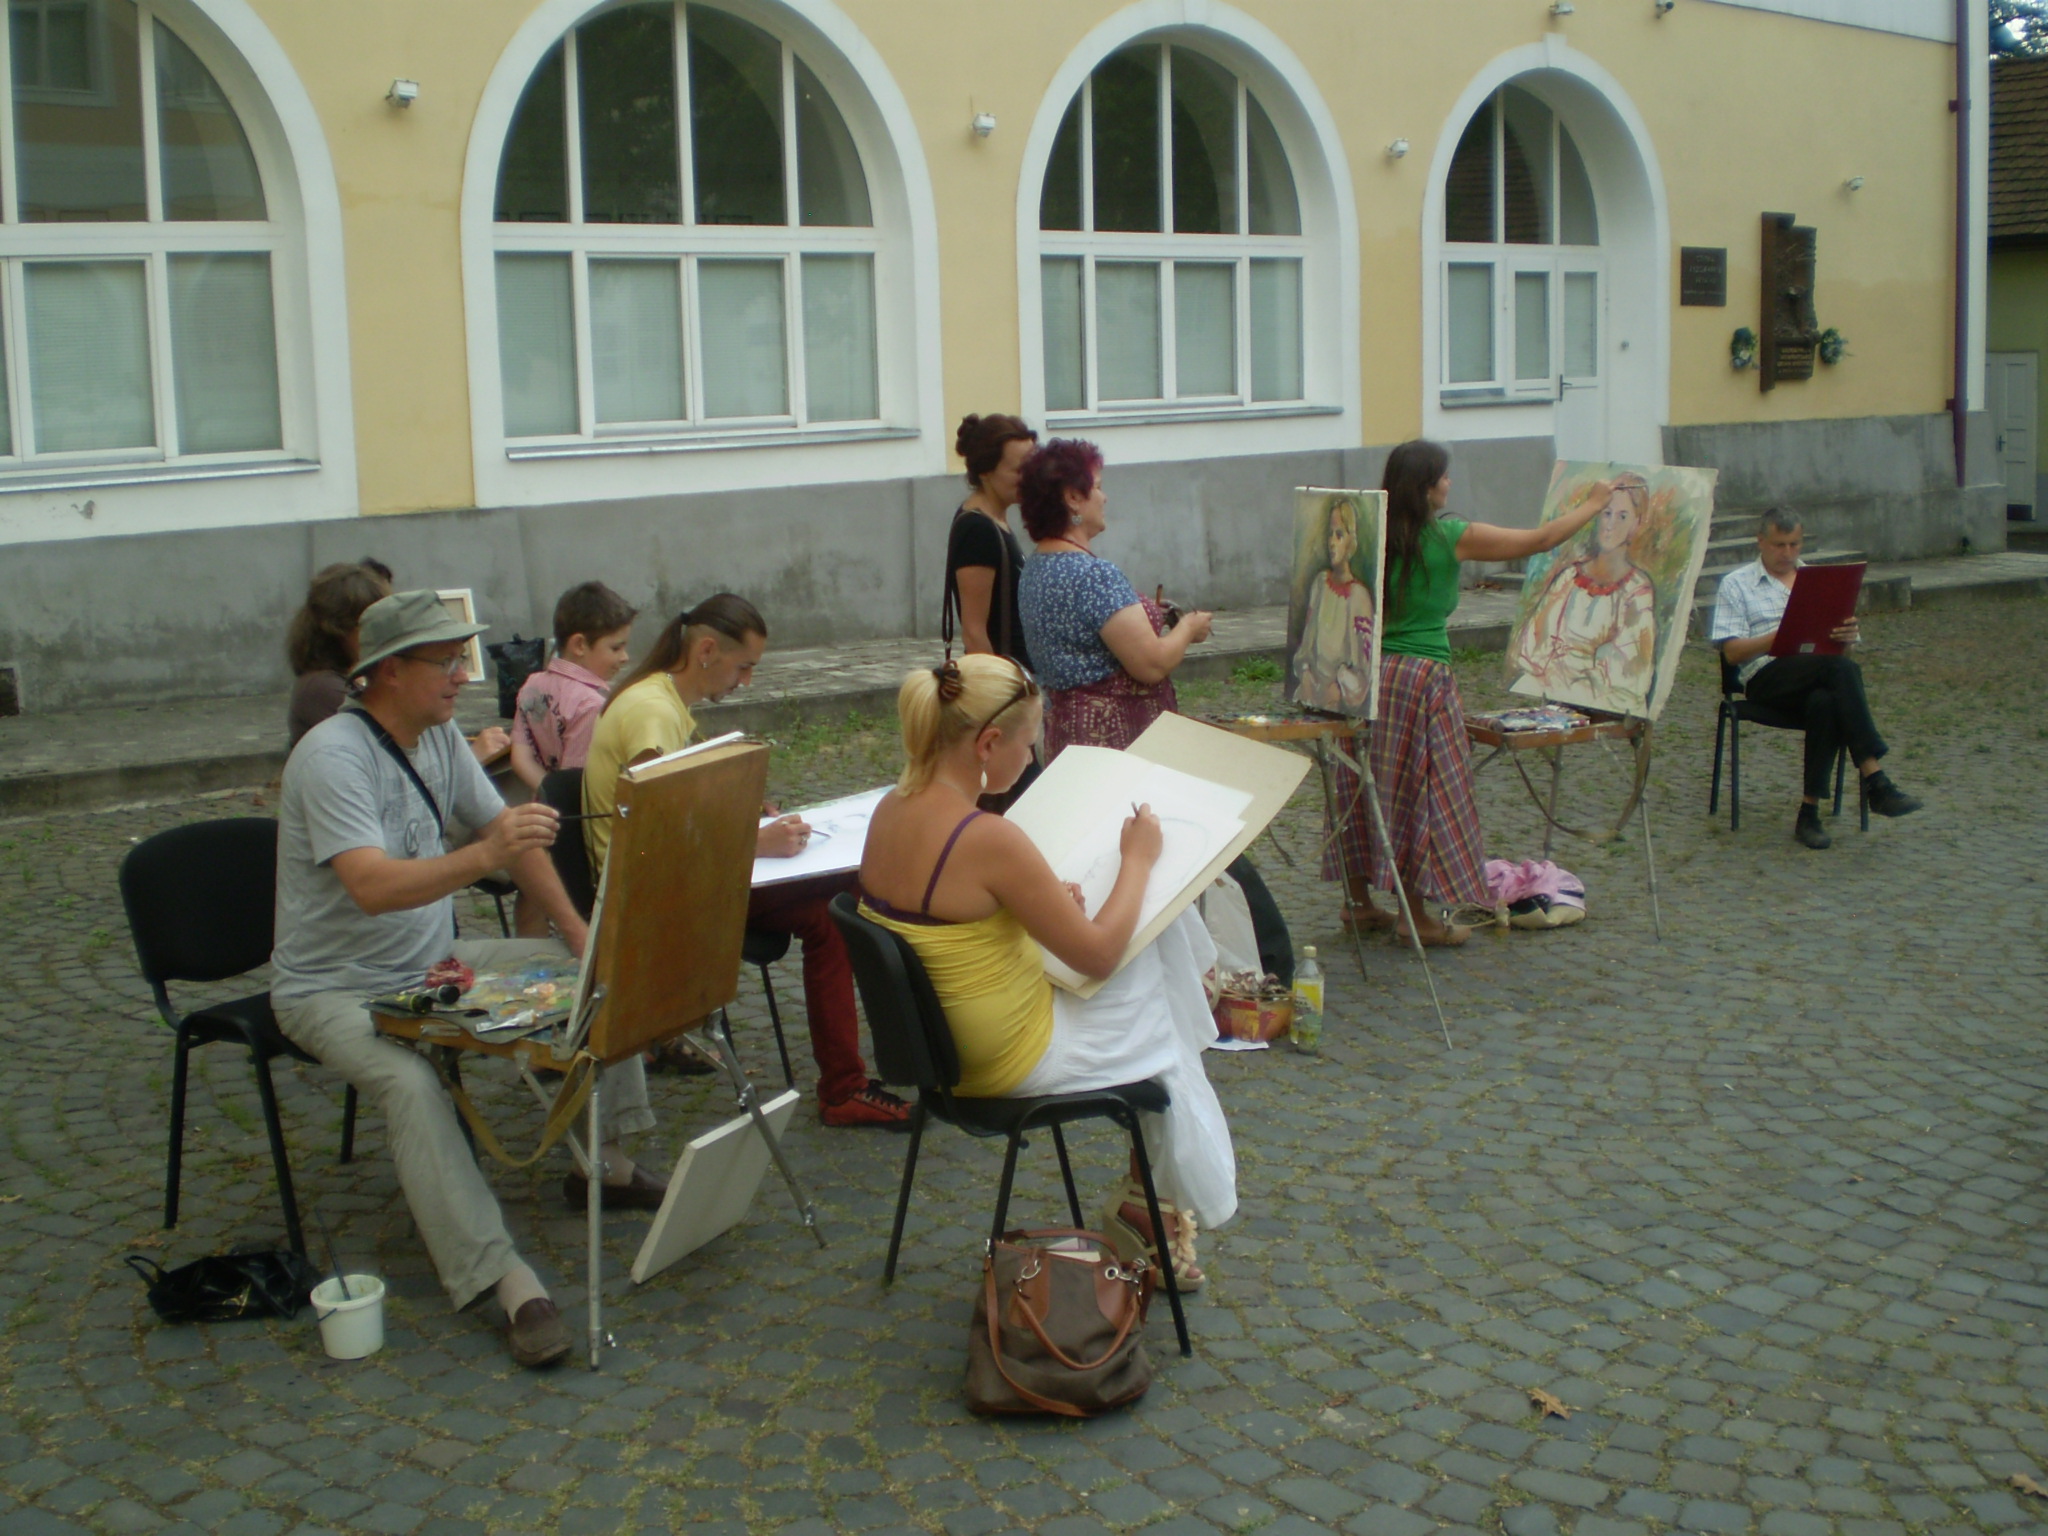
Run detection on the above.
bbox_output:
[271,591,670,1369]
[1710,509,1923,850]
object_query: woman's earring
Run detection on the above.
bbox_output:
[979,765,988,792]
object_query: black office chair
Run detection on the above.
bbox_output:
[828,892,1190,1357]
[540,767,795,1087]
[1709,655,1868,833]
[118,818,358,1256]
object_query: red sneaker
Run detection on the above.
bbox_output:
[820,1081,913,1129]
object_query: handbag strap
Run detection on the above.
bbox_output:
[1002,1247,1145,1373]
[943,507,1016,661]
[982,1250,1083,1418]
[123,1255,167,1287]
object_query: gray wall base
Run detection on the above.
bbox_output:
[0,416,1989,714]
[1664,411,2006,558]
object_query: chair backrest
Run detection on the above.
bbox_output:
[827,891,961,1096]
[538,767,596,919]
[119,817,278,990]
[1718,653,1742,698]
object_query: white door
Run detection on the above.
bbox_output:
[1988,351,2037,517]
[1553,263,1604,460]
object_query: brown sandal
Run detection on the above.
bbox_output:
[1341,903,1397,931]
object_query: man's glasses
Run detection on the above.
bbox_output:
[399,650,469,677]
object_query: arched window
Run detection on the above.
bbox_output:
[1037,41,1307,417]
[0,0,286,469]
[491,1,884,444]
[1441,82,1600,400]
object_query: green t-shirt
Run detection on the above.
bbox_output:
[1380,517,1467,662]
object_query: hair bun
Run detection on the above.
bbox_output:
[954,415,983,458]
[932,658,965,704]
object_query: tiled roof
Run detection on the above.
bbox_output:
[1992,57,2048,240]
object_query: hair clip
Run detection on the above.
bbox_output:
[932,657,965,703]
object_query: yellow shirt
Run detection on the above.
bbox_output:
[581,672,696,876]
[860,900,1055,1097]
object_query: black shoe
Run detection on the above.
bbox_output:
[1864,773,1923,818]
[1794,808,1831,850]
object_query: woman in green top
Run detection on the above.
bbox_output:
[1332,441,1603,945]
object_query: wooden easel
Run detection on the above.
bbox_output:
[1204,710,1452,1049]
[1465,710,1662,939]
[378,736,824,1372]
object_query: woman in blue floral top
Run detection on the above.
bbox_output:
[1015,439,1213,760]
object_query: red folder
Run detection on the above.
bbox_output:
[1768,562,1865,657]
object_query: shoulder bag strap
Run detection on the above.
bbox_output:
[995,519,1014,660]
[342,706,445,840]
[941,507,970,653]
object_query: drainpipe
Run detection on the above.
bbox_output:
[1952,0,1970,488]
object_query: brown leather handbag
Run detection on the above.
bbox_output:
[966,1229,1156,1417]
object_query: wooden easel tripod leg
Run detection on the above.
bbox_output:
[1341,739,1453,1051]
[702,1014,826,1250]
[1313,739,1371,983]
[586,1063,603,1370]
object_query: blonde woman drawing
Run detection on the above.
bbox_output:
[1291,497,1376,714]
[1509,472,1658,713]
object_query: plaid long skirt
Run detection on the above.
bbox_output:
[1320,654,1489,907]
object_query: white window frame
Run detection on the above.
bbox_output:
[1014,3,1357,466]
[493,7,884,450]
[0,0,313,486]
[466,0,941,506]
[1439,86,1601,407]
[1038,46,1310,421]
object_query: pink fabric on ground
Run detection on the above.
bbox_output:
[1483,858,1585,910]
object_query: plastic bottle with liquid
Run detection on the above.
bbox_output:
[1290,946,1324,1052]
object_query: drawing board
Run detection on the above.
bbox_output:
[1005,715,1309,996]
[752,785,890,887]
[574,737,768,1064]
[631,1088,801,1283]
[1285,488,1387,720]
[1504,461,1717,721]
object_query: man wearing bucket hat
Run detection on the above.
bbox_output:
[272,590,666,1369]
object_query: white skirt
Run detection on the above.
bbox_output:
[1010,908,1237,1228]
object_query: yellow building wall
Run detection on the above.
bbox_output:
[246,0,1961,513]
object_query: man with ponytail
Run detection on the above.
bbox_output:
[860,655,1235,1290]
[583,595,911,1129]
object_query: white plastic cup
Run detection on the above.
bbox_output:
[309,1274,386,1360]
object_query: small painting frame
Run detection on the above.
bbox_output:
[434,588,487,683]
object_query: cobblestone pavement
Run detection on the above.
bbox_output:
[3,595,2046,1536]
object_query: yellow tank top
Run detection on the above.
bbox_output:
[860,899,1054,1098]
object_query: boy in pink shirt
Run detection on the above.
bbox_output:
[510,582,637,791]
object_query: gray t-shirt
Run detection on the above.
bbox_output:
[272,711,503,1001]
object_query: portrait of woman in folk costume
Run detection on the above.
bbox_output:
[1507,471,1658,714]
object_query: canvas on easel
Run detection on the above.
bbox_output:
[1504,461,1717,721]
[578,737,768,1063]
[1285,488,1388,720]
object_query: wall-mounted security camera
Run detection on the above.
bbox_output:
[972,112,996,139]
[1386,139,1410,160]
[1654,0,1676,14]
[387,79,419,108]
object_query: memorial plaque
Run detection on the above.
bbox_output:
[1680,247,1727,307]
[1759,212,1818,392]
